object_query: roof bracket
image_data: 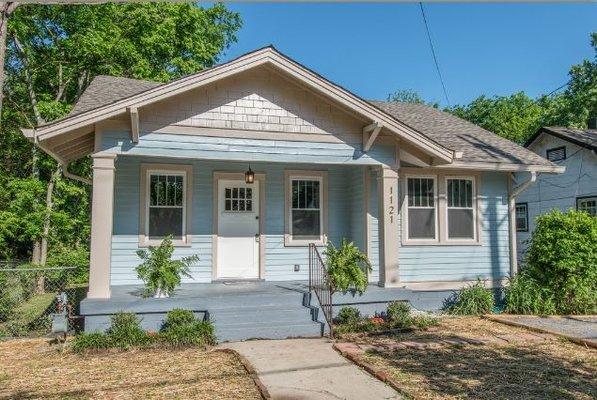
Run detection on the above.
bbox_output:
[128,107,139,144]
[363,121,382,152]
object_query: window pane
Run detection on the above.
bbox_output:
[225,188,231,199]
[312,181,320,208]
[578,198,597,216]
[225,200,231,211]
[246,188,252,199]
[448,179,472,208]
[246,200,252,211]
[292,181,298,208]
[232,188,238,198]
[239,188,245,198]
[149,208,183,239]
[292,210,320,236]
[232,200,238,211]
[408,209,435,239]
[174,176,183,207]
[448,209,474,239]
[150,175,158,206]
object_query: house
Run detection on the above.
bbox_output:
[21,46,563,340]
[515,125,597,260]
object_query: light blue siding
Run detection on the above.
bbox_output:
[398,172,511,282]
[101,131,396,166]
[110,156,367,285]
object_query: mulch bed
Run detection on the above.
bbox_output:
[0,338,263,399]
[335,316,597,400]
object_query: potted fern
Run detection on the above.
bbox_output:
[324,239,372,296]
[136,236,198,298]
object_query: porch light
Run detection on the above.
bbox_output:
[245,165,255,184]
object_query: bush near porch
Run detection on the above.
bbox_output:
[507,210,597,315]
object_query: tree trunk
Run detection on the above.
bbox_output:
[0,2,18,124]
[40,166,60,267]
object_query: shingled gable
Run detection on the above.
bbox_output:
[21,46,455,164]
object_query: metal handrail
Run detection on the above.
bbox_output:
[308,243,333,338]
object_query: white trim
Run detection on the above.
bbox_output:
[444,175,478,243]
[284,170,328,247]
[139,163,193,247]
[403,174,439,244]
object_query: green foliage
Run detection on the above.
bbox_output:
[515,210,597,314]
[162,308,197,330]
[136,236,198,296]
[107,312,151,350]
[160,320,216,348]
[336,306,361,325]
[324,239,371,295]
[72,332,111,353]
[386,301,412,327]
[505,272,556,315]
[445,280,495,316]
[387,89,439,108]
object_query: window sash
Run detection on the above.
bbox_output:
[515,203,528,231]
[577,197,597,216]
[289,177,323,238]
[546,146,566,162]
[146,171,186,239]
[446,177,476,240]
[406,177,437,240]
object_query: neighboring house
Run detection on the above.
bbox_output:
[21,47,562,340]
[515,125,597,260]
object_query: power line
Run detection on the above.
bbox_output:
[419,2,450,107]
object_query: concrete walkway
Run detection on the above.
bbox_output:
[223,338,401,400]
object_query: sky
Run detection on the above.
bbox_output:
[215,2,596,108]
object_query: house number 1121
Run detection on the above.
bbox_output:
[388,186,394,223]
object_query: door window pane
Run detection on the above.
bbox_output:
[224,186,254,212]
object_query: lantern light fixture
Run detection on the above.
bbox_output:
[245,165,255,184]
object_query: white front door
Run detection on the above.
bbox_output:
[217,179,260,279]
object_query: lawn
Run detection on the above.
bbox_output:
[0,338,262,400]
[338,317,597,400]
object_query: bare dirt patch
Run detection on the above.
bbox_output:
[0,338,262,400]
[339,316,597,400]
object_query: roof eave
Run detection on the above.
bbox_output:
[439,160,565,174]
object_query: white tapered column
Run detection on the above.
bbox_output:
[377,166,400,287]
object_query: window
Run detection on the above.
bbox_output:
[546,146,566,162]
[515,203,528,232]
[140,164,192,247]
[285,171,327,246]
[446,178,476,240]
[577,196,597,216]
[224,187,253,212]
[406,177,437,240]
[148,173,185,239]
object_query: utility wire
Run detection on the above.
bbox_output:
[419,2,450,107]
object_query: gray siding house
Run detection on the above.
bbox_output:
[21,47,562,340]
[515,126,597,260]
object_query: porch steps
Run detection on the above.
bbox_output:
[209,289,324,342]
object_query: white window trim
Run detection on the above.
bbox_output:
[400,169,482,246]
[403,174,439,244]
[445,175,478,243]
[577,195,597,216]
[515,203,529,232]
[284,170,328,247]
[139,163,193,247]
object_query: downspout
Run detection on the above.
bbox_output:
[508,171,536,276]
[26,128,92,185]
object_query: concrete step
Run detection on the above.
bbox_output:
[217,321,323,342]
[212,308,312,325]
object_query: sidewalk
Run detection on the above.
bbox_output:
[222,338,401,400]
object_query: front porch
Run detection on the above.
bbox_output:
[80,281,449,341]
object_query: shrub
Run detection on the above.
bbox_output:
[505,272,556,315]
[324,239,372,295]
[136,236,199,297]
[160,321,216,347]
[446,280,494,315]
[521,210,596,314]
[162,308,197,330]
[411,314,439,330]
[336,306,361,325]
[108,312,151,350]
[72,332,111,353]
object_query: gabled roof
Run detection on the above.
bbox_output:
[371,101,557,168]
[525,126,597,151]
[24,46,454,163]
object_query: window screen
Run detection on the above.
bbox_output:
[546,146,566,162]
[148,173,184,239]
[291,179,321,237]
[577,197,597,217]
[515,203,528,232]
[407,178,436,239]
[224,187,253,212]
[447,178,475,239]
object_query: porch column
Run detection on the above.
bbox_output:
[87,153,117,299]
[377,166,400,287]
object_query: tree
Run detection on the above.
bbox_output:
[0,2,241,264]
[387,89,439,108]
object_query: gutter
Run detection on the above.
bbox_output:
[21,128,92,185]
[508,171,536,276]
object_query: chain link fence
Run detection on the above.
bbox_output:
[0,262,87,338]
